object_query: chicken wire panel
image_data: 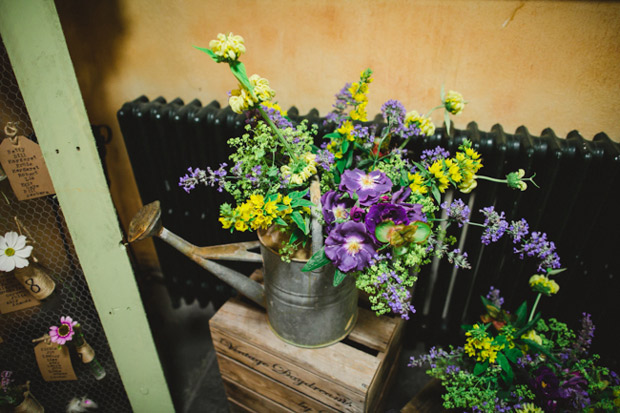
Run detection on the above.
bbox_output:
[1,38,132,412]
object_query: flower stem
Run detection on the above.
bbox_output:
[528,293,542,322]
[475,175,508,184]
[424,105,444,118]
[258,106,298,163]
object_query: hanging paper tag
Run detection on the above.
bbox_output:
[0,273,40,314]
[34,341,77,381]
[0,136,55,201]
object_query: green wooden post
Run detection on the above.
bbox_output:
[0,1,175,411]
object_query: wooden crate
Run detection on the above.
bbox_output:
[209,295,405,412]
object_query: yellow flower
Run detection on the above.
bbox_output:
[405,110,435,137]
[444,90,466,115]
[337,121,354,141]
[529,274,560,296]
[408,172,428,194]
[264,200,278,216]
[249,74,276,103]
[261,101,287,117]
[428,160,449,192]
[249,194,264,209]
[219,217,233,229]
[281,153,317,186]
[209,32,246,61]
[521,329,543,346]
[234,220,248,232]
[515,403,543,413]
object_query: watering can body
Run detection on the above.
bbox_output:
[128,200,358,348]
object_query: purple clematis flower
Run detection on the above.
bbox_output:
[339,169,392,206]
[325,222,376,273]
[321,191,355,233]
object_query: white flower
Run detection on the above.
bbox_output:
[0,231,33,272]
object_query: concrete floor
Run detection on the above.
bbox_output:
[141,277,431,413]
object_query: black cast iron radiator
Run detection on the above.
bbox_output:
[117,96,620,368]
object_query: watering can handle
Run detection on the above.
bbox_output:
[309,177,323,256]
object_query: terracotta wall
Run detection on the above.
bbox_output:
[54,0,620,271]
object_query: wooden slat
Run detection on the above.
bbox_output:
[218,355,337,412]
[347,308,399,352]
[212,329,365,411]
[209,298,381,395]
[223,377,292,413]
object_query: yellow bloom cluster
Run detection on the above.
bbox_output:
[281,152,318,186]
[219,193,293,232]
[408,144,483,196]
[520,329,543,346]
[229,74,276,114]
[444,90,466,115]
[515,403,544,413]
[405,110,435,137]
[348,69,373,122]
[529,274,560,296]
[209,32,246,61]
[464,324,505,363]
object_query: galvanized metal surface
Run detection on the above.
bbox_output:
[128,198,359,348]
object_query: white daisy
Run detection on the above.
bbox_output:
[0,231,33,272]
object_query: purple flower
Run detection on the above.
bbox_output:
[365,203,410,243]
[515,231,562,271]
[486,286,504,307]
[420,146,450,166]
[480,206,509,245]
[349,206,365,222]
[321,191,355,233]
[325,222,376,273]
[391,186,411,204]
[339,169,392,206]
[441,198,471,227]
[508,218,529,243]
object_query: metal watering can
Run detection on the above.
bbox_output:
[127,182,358,348]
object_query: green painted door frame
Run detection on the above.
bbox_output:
[0,1,174,411]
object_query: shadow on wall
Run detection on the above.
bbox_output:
[54,0,126,117]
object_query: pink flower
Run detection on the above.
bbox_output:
[49,316,78,345]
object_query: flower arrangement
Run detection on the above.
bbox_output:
[1,370,23,407]
[408,221,620,412]
[180,33,537,319]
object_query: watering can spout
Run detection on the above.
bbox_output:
[127,201,266,308]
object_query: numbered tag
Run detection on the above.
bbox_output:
[0,136,55,201]
[13,264,55,300]
[34,341,77,381]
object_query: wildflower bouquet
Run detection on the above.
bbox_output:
[409,246,620,411]
[0,370,23,407]
[180,33,536,319]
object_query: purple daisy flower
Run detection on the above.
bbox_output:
[49,316,78,345]
[325,222,376,273]
[321,191,355,233]
[339,169,392,206]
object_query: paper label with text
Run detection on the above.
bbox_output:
[34,341,77,381]
[0,137,55,201]
[0,273,40,314]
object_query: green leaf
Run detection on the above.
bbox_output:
[342,139,350,154]
[375,221,395,243]
[193,45,220,63]
[515,301,528,326]
[505,347,523,363]
[291,211,308,235]
[302,247,331,272]
[496,352,513,384]
[290,199,315,209]
[520,338,559,363]
[274,217,287,226]
[336,158,346,174]
[345,146,354,169]
[444,111,451,136]
[412,221,432,243]
[473,361,489,376]
[333,269,347,287]
[288,189,308,200]
[431,185,442,205]
[229,61,253,95]
[323,132,341,140]
[400,170,409,187]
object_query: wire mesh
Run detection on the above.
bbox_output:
[1,37,132,412]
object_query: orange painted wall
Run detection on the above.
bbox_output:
[54,0,620,270]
